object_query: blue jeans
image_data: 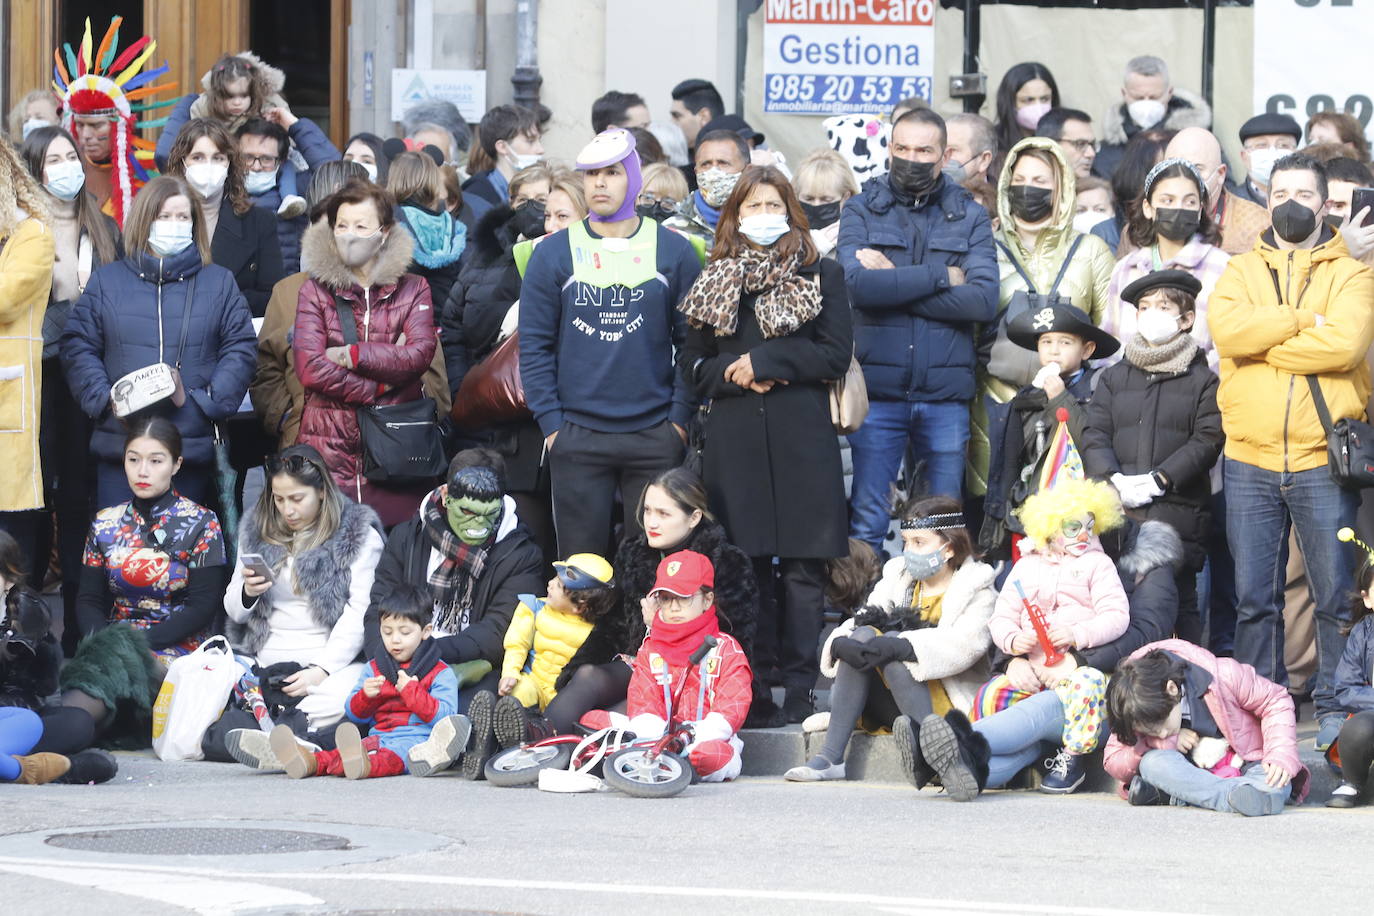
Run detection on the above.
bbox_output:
[971,689,1065,788]
[1224,458,1357,718]
[848,399,968,552]
[1138,750,1290,814]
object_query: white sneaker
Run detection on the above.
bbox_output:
[277,195,307,220]
[801,711,831,734]
[408,714,472,777]
[225,728,281,771]
[784,758,847,781]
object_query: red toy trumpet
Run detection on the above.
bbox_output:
[1013,579,1064,667]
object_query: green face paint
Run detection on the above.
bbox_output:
[447,495,502,545]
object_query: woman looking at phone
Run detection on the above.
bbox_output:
[220,444,384,768]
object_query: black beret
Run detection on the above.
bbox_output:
[1120,269,1202,306]
[1239,113,1302,143]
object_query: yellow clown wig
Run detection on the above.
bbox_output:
[1016,478,1125,552]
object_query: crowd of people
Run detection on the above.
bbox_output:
[2,30,1374,816]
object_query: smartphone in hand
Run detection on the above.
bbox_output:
[1351,187,1374,228]
[240,552,275,583]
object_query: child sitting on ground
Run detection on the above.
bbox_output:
[980,303,1119,560]
[583,550,753,782]
[464,554,618,769]
[1083,269,1222,644]
[1323,533,1374,808]
[978,478,1131,792]
[1104,640,1308,815]
[272,586,459,780]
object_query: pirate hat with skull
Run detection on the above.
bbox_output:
[1007,302,1119,359]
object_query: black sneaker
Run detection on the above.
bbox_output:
[892,715,934,790]
[782,689,814,724]
[462,690,497,780]
[918,714,982,802]
[54,749,118,785]
[493,694,533,748]
[1127,774,1171,806]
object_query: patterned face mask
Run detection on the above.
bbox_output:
[698,167,741,208]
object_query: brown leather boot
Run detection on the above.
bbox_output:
[15,753,72,785]
[270,724,317,779]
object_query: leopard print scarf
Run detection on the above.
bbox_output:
[679,249,822,339]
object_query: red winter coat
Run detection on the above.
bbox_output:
[626,628,752,741]
[294,220,438,523]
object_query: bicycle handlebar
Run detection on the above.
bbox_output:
[689,635,719,666]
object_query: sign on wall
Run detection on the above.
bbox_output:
[391,69,487,123]
[1254,0,1372,144]
[762,0,935,116]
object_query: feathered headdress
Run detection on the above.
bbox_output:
[52,15,176,227]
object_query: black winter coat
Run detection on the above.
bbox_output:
[0,586,61,710]
[681,257,852,559]
[439,204,522,396]
[556,520,759,689]
[362,506,545,667]
[212,198,286,318]
[1083,348,1222,570]
[1075,520,1183,671]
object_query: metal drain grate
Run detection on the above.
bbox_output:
[46,827,352,856]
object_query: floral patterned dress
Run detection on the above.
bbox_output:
[83,490,226,660]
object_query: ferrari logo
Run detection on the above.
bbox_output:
[667,561,681,576]
[1032,307,1055,331]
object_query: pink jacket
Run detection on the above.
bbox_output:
[988,541,1130,660]
[1103,639,1310,802]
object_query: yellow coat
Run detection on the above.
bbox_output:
[1208,228,1374,473]
[966,139,1115,496]
[0,216,54,511]
[501,597,593,708]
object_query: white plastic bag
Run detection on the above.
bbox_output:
[151,636,242,760]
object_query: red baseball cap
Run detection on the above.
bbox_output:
[649,550,715,597]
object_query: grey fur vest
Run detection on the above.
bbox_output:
[226,500,383,656]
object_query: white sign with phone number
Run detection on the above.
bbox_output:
[1254,0,1373,145]
[763,0,935,115]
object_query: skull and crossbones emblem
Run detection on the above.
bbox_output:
[1031,307,1056,331]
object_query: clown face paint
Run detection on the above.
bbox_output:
[446,494,502,545]
[1054,513,1096,557]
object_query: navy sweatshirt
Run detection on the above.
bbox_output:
[518,218,701,436]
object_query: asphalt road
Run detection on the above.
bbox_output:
[1,748,1371,916]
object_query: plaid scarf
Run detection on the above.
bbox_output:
[679,248,821,339]
[423,489,496,634]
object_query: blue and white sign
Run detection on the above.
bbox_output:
[763,0,936,115]
[391,69,487,123]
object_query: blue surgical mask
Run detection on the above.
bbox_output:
[148,219,194,257]
[244,168,278,195]
[22,118,53,140]
[44,159,86,201]
[739,212,789,246]
[904,548,946,581]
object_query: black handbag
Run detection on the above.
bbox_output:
[333,297,448,486]
[1305,375,1374,489]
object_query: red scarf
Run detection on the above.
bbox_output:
[646,606,722,666]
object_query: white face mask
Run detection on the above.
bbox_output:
[22,118,53,140]
[506,150,541,172]
[244,168,278,195]
[1246,147,1288,188]
[357,160,379,182]
[1072,211,1110,235]
[45,159,86,201]
[1127,98,1167,130]
[148,219,194,257]
[739,212,789,246]
[184,162,229,198]
[1137,308,1183,345]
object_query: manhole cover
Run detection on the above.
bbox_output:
[46,827,352,856]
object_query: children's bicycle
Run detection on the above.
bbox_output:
[484,636,718,798]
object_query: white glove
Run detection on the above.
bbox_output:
[1031,362,1062,390]
[1111,473,1156,508]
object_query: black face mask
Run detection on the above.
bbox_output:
[800,200,842,229]
[635,200,678,223]
[1008,184,1054,223]
[511,200,546,239]
[1153,207,1201,243]
[1271,199,1318,244]
[888,157,940,201]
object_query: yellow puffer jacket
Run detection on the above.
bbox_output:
[0,216,54,512]
[501,596,593,701]
[1208,227,1374,473]
[966,138,1115,495]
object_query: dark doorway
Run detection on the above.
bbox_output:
[58,3,145,71]
[250,0,333,138]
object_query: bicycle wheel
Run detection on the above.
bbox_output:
[484,742,574,786]
[603,747,694,798]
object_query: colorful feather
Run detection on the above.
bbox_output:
[114,41,157,87]
[63,43,79,80]
[95,16,123,74]
[122,64,170,92]
[53,49,70,87]
[79,18,94,75]
[106,35,149,75]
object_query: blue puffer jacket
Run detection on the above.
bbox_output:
[60,246,257,467]
[245,118,341,274]
[837,173,999,402]
[1334,615,1374,714]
